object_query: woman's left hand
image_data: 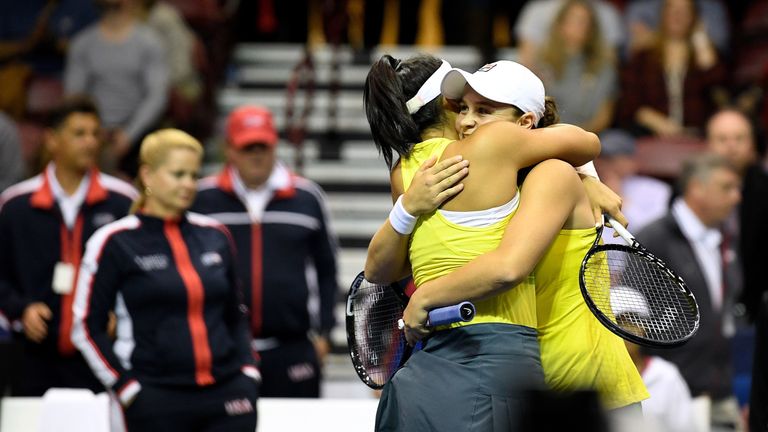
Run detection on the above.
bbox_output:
[581,176,628,230]
[402,295,431,346]
[402,155,469,216]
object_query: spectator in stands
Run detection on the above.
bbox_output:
[636,153,744,431]
[752,299,768,431]
[64,0,168,179]
[535,0,618,133]
[0,0,99,73]
[595,129,671,244]
[0,95,136,396]
[440,1,527,64]
[623,0,729,58]
[727,0,768,151]
[515,0,624,67]
[0,0,59,119]
[617,0,726,138]
[631,348,696,432]
[235,0,310,43]
[191,106,339,398]
[134,0,203,130]
[702,109,768,430]
[613,292,696,432]
[72,129,258,431]
[0,112,25,191]
[363,0,422,48]
[705,109,768,322]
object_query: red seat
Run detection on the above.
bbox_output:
[25,76,64,119]
[635,136,707,180]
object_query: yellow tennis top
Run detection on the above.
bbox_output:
[535,228,649,409]
[400,138,537,329]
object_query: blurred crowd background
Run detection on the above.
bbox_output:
[1,0,768,179]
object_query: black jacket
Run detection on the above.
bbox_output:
[739,165,768,320]
[191,166,338,340]
[71,213,256,404]
[0,168,135,355]
[636,212,734,400]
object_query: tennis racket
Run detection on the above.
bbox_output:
[579,216,700,347]
[345,271,475,389]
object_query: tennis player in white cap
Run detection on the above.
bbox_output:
[376,60,648,430]
[364,53,605,431]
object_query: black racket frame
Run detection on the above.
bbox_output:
[345,271,413,389]
[578,229,701,348]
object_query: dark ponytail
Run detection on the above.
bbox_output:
[364,54,446,169]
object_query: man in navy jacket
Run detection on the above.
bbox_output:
[192,105,338,397]
[0,96,137,395]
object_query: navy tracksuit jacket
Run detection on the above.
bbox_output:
[71,212,257,404]
[191,166,338,341]
[0,168,136,356]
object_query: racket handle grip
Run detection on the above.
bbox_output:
[605,215,637,246]
[428,302,476,326]
[397,302,476,329]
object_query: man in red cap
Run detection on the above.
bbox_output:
[192,105,338,397]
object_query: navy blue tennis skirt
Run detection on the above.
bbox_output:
[375,323,545,432]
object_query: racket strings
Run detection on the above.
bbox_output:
[348,281,406,387]
[584,249,698,343]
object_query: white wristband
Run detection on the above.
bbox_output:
[389,195,418,235]
[575,161,600,180]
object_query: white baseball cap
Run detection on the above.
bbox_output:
[440,60,546,123]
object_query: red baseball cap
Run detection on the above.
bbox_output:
[226,106,278,148]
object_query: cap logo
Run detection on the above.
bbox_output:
[244,116,265,127]
[477,63,498,72]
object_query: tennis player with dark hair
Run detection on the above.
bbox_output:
[72,129,258,431]
[364,55,602,431]
[396,63,648,426]
[0,95,136,396]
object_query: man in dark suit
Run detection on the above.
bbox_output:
[706,109,768,322]
[705,109,768,431]
[636,153,743,431]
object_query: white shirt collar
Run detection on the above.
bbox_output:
[229,161,291,222]
[672,197,722,251]
[46,163,90,229]
[229,161,291,196]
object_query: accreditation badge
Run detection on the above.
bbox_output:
[52,262,75,295]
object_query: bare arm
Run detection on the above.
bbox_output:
[364,165,410,284]
[636,106,684,137]
[468,122,601,169]
[64,34,89,95]
[364,156,468,284]
[402,160,588,343]
[691,22,717,70]
[124,33,168,142]
[366,122,598,285]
